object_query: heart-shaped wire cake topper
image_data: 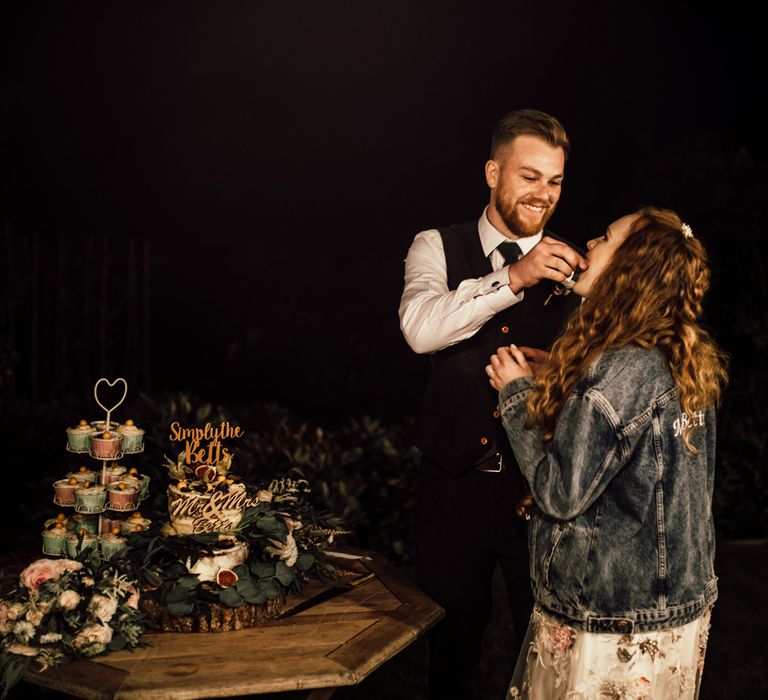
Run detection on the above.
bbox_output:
[93,377,128,431]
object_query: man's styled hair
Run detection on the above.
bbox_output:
[490,109,570,160]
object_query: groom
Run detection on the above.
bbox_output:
[399,109,587,699]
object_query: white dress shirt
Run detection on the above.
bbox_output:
[399,207,542,354]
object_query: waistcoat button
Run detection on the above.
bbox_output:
[480,436,488,445]
[493,410,500,419]
[501,326,510,334]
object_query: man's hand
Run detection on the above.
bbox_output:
[486,345,534,391]
[518,346,549,376]
[507,237,588,293]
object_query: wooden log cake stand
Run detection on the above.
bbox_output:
[20,549,444,699]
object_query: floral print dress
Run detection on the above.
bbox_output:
[507,606,712,700]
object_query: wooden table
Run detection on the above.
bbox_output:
[20,550,443,699]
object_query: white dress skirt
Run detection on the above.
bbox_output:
[507,606,713,700]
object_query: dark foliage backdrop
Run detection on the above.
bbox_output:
[1,2,766,539]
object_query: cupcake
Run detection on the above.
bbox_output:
[53,477,79,506]
[117,419,145,453]
[90,420,119,433]
[41,524,69,556]
[66,531,98,558]
[72,512,99,535]
[90,431,123,460]
[44,513,71,530]
[100,529,128,559]
[101,513,122,534]
[66,419,97,452]
[107,481,139,511]
[127,467,150,499]
[119,512,152,534]
[101,464,127,485]
[66,466,100,484]
[74,484,107,513]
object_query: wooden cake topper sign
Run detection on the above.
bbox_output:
[169,421,244,469]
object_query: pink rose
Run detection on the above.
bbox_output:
[56,559,83,575]
[122,583,140,609]
[58,590,81,610]
[20,559,63,593]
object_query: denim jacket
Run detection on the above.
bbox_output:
[499,345,717,633]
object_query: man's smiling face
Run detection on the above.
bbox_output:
[486,134,565,238]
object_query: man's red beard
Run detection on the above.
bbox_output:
[497,197,557,238]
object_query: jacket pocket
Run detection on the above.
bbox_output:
[543,522,567,590]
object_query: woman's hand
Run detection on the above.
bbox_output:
[486,345,533,391]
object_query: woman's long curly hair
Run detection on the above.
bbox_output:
[527,207,728,449]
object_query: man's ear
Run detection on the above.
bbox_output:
[485,159,499,189]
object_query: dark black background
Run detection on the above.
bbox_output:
[2,0,766,419]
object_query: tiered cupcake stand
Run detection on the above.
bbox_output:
[45,377,149,559]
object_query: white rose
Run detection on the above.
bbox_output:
[7,603,26,621]
[73,623,113,650]
[88,594,118,623]
[13,620,36,643]
[4,642,38,657]
[25,608,44,626]
[58,590,81,610]
[81,576,95,587]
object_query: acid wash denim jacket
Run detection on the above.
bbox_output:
[499,344,717,634]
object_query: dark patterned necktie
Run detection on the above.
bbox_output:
[497,240,522,264]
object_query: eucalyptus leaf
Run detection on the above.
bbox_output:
[251,562,275,579]
[241,590,267,605]
[219,587,245,608]
[275,561,295,586]
[257,579,282,598]
[167,600,195,617]
[179,575,200,590]
[108,634,127,651]
[295,552,315,571]
[165,585,191,604]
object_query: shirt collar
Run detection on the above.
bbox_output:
[478,206,543,257]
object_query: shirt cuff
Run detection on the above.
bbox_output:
[480,268,524,313]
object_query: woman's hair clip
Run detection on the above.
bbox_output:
[681,223,694,239]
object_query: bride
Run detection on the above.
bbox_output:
[487,207,727,699]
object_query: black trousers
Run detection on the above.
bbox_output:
[416,455,533,700]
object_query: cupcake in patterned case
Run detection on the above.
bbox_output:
[74,483,107,513]
[117,419,145,453]
[66,419,97,452]
[101,513,122,534]
[66,531,98,557]
[42,524,69,556]
[119,512,152,534]
[100,529,128,559]
[90,431,123,459]
[101,464,127,485]
[127,467,150,499]
[67,466,100,484]
[44,513,71,531]
[72,512,99,535]
[107,481,140,511]
[53,477,79,506]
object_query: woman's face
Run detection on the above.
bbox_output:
[572,213,638,297]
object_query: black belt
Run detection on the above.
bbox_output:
[474,453,506,473]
